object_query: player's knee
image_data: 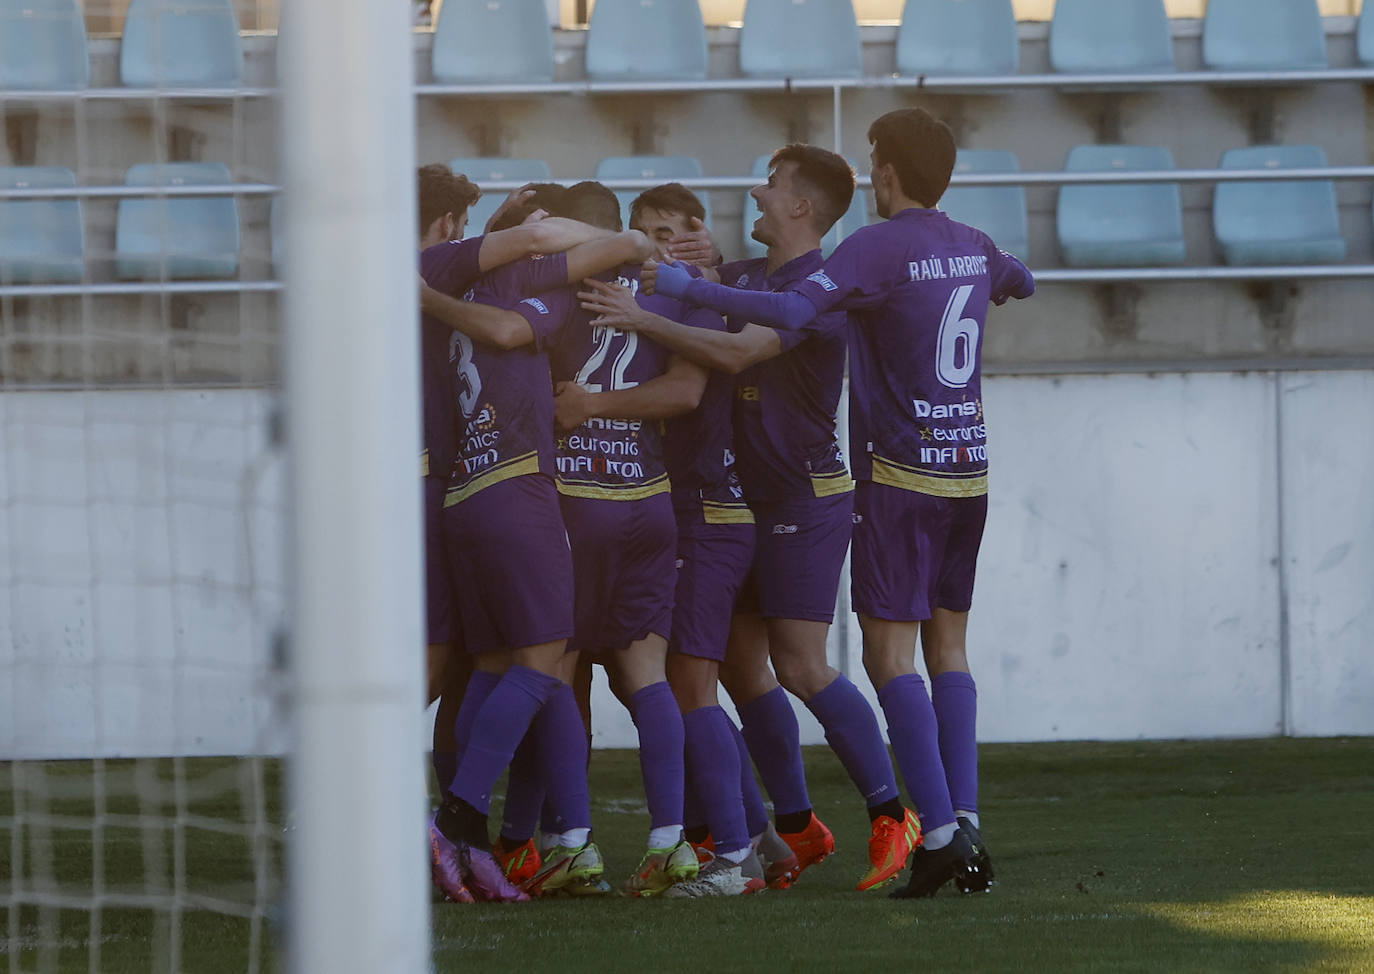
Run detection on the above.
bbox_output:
[771,654,834,701]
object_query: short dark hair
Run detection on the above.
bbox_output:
[417,164,480,236]
[486,182,568,232]
[561,180,622,232]
[867,108,956,207]
[768,144,855,235]
[629,182,706,228]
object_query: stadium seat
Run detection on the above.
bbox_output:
[115,163,240,279]
[585,0,707,81]
[447,158,553,239]
[1213,145,1346,266]
[1056,145,1185,267]
[594,156,710,233]
[741,154,867,260]
[120,0,243,87]
[0,166,84,284]
[1359,2,1374,67]
[1049,0,1174,75]
[896,0,1018,77]
[1202,0,1328,71]
[738,0,862,78]
[432,0,554,84]
[0,0,89,90]
[939,150,1029,262]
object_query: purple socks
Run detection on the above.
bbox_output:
[878,673,956,832]
[931,670,979,815]
[449,665,559,815]
[683,706,750,856]
[738,686,811,817]
[628,682,685,830]
[729,719,772,838]
[805,674,900,809]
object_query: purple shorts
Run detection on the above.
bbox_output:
[560,491,677,655]
[669,518,755,662]
[851,481,987,621]
[737,491,853,623]
[424,476,455,646]
[443,474,574,655]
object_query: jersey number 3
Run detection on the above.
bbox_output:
[450,332,482,418]
[936,284,980,390]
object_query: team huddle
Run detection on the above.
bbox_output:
[417,107,1035,902]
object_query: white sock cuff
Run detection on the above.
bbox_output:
[923,822,959,851]
[648,825,683,850]
[956,810,980,829]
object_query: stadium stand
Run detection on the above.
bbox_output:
[431,0,554,85]
[585,0,708,82]
[738,0,862,78]
[895,0,1020,77]
[595,155,711,231]
[448,157,553,239]
[0,0,89,90]
[939,150,1030,263]
[1048,0,1175,75]
[1056,145,1186,268]
[1359,2,1374,67]
[1202,0,1329,71]
[115,162,241,279]
[1213,145,1347,266]
[119,0,244,88]
[0,166,84,283]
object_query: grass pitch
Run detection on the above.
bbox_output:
[4,738,1373,973]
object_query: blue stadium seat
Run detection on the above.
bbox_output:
[1213,145,1345,266]
[586,0,707,81]
[741,154,867,260]
[896,0,1018,77]
[1056,145,1185,267]
[1359,2,1374,66]
[594,156,710,232]
[0,166,83,283]
[1202,0,1328,71]
[0,0,89,89]
[432,0,554,84]
[939,150,1029,262]
[739,0,862,78]
[120,0,243,87]
[115,163,240,279]
[447,158,553,239]
[1049,0,1174,74]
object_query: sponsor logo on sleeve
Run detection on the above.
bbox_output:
[805,271,837,292]
[521,297,549,315]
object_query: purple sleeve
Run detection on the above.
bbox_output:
[681,304,727,334]
[681,276,821,331]
[420,238,484,296]
[510,285,575,352]
[773,307,847,353]
[522,252,571,295]
[985,240,1035,305]
[788,230,898,313]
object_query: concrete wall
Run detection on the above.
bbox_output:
[4,371,1370,759]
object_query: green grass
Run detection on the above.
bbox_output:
[5,739,1374,973]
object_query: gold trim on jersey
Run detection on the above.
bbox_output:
[871,455,989,498]
[420,449,429,478]
[555,473,671,502]
[810,468,856,498]
[443,452,541,506]
[702,501,756,525]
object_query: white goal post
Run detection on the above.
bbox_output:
[279,1,429,972]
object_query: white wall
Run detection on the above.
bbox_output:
[3,373,1371,759]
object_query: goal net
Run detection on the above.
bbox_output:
[2,1,426,971]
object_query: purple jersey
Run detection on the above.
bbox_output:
[790,209,1033,498]
[443,252,573,505]
[718,252,852,505]
[549,265,676,500]
[419,237,483,481]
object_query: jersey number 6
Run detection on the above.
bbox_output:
[936,284,980,390]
